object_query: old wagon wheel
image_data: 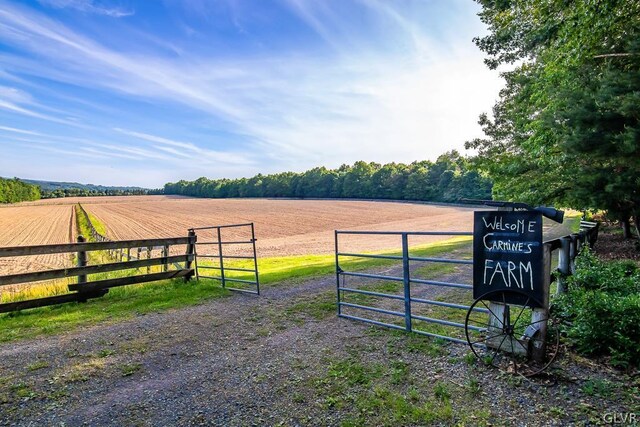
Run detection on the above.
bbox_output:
[464,289,559,377]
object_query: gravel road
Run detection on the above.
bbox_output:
[0,268,636,426]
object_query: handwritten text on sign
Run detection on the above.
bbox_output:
[473,211,543,307]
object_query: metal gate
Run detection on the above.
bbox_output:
[191,223,260,295]
[335,230,486,344]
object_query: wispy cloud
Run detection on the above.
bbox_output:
[37,0,134,18]
[0,0,502,186]
[0,99,78,125]
[114,128,255,165]
[0,125,44,136]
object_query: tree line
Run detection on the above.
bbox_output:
[0,178,41,203]
[164,151,492,202]
[41,188,150,199]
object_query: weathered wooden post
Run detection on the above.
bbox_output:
[576,233,583,254]
[556,236,571,295]
[163,245,169,272]
[185,229,196,282]
[147,247,151,274]
[569,233,578,274]
[76,235,87,302]
[591,223,599,247]
[77,235,87,286]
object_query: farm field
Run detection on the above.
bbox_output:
[0,204,75,275]
[23,195,476,257]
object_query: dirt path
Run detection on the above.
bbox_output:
[0,269,636,426]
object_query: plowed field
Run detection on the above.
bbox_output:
[0,204,75,275]
[73,196,475,257]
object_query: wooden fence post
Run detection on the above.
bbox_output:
[185,230,196,281]
[556,236,571,295]
[163,245,169,272]
[77,235,87,302]
[569,233,578,274]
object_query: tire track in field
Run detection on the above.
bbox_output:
[0,205,74,275]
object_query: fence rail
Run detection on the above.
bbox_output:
[0,234,196,314]
[0,237,193,257]
[551,220,600,294]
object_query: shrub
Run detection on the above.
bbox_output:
[554,249,640,369]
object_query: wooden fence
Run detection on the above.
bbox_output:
[549,220,599,295]
[0,232,196,313]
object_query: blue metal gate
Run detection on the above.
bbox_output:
[191,223,260,295]
[335,230,488,344]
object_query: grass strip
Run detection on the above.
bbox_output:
[0,279,229,343]
[201,236,472,287]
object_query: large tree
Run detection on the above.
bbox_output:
[467,0,640,237]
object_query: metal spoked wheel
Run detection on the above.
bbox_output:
[464,289,560,377]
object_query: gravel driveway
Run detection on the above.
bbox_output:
[0,269,636,426]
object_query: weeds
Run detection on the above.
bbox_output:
[433,381,451,401]
[580,379,614,397]
[119,363,142,377]
[26,361,49,371]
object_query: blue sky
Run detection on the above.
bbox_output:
[0,0,502,188]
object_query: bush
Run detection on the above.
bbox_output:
[554,249,640,369]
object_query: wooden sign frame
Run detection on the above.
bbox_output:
[473,211,544,307]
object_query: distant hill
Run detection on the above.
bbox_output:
[20,179,149,192]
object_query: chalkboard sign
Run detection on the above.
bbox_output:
[473,211,543,307]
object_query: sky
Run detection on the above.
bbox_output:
[0,0,503,188]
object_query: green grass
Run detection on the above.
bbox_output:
[580,379,615,397]
[75,204,93,240]
[25,361,49,372]
[76,204,107,239]
[202,236,472,286]
[86,211,108,236]
[75,204,114,263]
[0,279,229,343]
[119,362,142,377]
[314,354,456,426]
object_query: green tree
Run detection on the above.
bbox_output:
[468,0,640,237]
[341,161,379,199]
[0,178,41,203]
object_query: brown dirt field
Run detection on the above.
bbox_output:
[66,196,477,257]
[0,204,75,275]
